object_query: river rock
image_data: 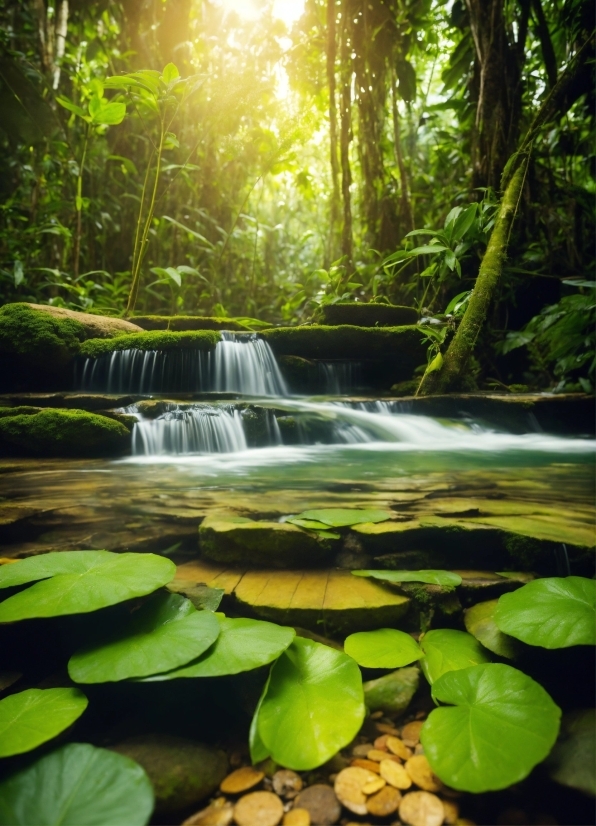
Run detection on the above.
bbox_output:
[0,408,131,457]
[110,734,228,815]
[315,302,418,327]
[199,514,339,568]
[363,667,420,715]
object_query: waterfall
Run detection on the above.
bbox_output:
[317,361,363,394]
[76,333,288,396]
[132,406,248,455]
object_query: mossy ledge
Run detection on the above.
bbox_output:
[314,302,418,327]
[0,408,131,457]
[131,315,251,332]
[80,330,221,358]
[262,324,427,361]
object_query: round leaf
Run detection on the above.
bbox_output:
[495,577,596,649]
[0,551,115,589]
[420,629,490,684]
[0,742,154,825]
[344,628,422,668]
[142,616,295,679]
[0,688,88,757]
[464,599,519,659]
[68,593,219,683]
[287,518,331,531]
[296,509,392,528]
[257,637,365,770]
[421,663,561,792]
[353,569,462,587]
[0,553,175,622]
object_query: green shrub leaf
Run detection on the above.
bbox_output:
[344,628,422,668]
[255,637,365,770]
[0,743,154,825]
[421,663,561,792]
[295,508,392,527]
[0,552,175,622]
[353,569,462,587]
[68,593,219,683]
[0,688,88,758]
[494,577,596,648]
[142,616,295,679]
[464,599,519,659]
[420,629,490,684]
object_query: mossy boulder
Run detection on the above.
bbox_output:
[363,666,420,714]
[111,735,228,816]
[131,315,251,332]
[80,329,221,358]
[315,302,418,327]
[199,514,339,568]
[0,408,131,457]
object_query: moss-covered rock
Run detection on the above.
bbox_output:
[199,514,339,568]
[315,302,418,327]
[111,735,228,816]
[80,329,221,358]
[0,408,131,457]
[262,324,426,363]
[131,315,251,332]
[0,406,41,418]
[25,303,142,337]
[277,355,318,393]
[363,666,420,714]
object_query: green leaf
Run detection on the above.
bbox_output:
[444,206,462,229]
[421,663,561,792]
[161,63,180,85]
[249,673,271,764]
[494,577,596,648]
[91,101,126,126]
[0,742,154,825]
[287,518,331,531]
[0,552,175,622]
[426,351,444,374]
[410,245,449,256]
[0,688,88,758]
[419,629,490,684]
[56,96,87,119]
[464,599,519,659]
[344,628,422,668]
[352,570,462,587]
[143,616,295,679]
[68,593,219,683]
[450,204,478,241]
[546,709,596,796]
[295,509,392,528]
[256,637,365,770]
[396,58,416,103]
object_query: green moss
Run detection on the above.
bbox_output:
[0,406,41,418]
[314,302,418,327]
[132,315,251,332]
[0,303,86,366]
[262,324,427,361]
[80,330,221,358]
[0,408,131,457]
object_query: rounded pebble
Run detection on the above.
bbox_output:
[233,791,284,826]
[399,791,444,826]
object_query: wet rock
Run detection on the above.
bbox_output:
[199,514,339,568]
[294,784,341,824]
[363,667,420,715]
[546,708,596,796]
[0,408,131,458]
[314,302,418,327]
[132,315,251,332]
[110,734,228,815]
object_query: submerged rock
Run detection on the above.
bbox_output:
[199,514,338,568]
[111,734,228,815]
[315,302,418,327]
[363,666,420,715]
[0,408,131,457]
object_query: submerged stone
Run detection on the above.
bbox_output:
[363,666,420,714]
[199,514,339,568]
[174,559,411,635]
[0,408,131,457]
[315,302,418,327]
[111,734,228,815]
[132,315,252,332]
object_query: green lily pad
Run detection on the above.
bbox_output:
[0,742,154,825]
[295,509,393,528]
[0,551,115,588]
[287,518,331,531]
[495,577,596,648]
[0,552,175,622]
[68,593,220,683]
[344,628,422,668]
[353,569,463,587]
[142,616,295,679]
[255,637,365,770]
[0,688,88,758]
[421,663,561,792]
[419,629,490,684]
[464,599,519,659]
[546,708,596,796]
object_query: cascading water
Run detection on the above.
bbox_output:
[76,332,288,396]
[317,361,363,394]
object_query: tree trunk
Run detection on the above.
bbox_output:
[326,0,341,262]
[390,67,413,237]
[339,0,354,268]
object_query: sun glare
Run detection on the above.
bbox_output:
[218,0,305,28]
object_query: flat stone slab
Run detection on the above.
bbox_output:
[262,325,426,363]
[172,561,410,635]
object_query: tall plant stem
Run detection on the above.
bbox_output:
[73,124,90,279]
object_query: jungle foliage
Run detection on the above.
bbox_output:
[0,0,594,390]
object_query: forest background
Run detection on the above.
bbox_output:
[0,0,594,392]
